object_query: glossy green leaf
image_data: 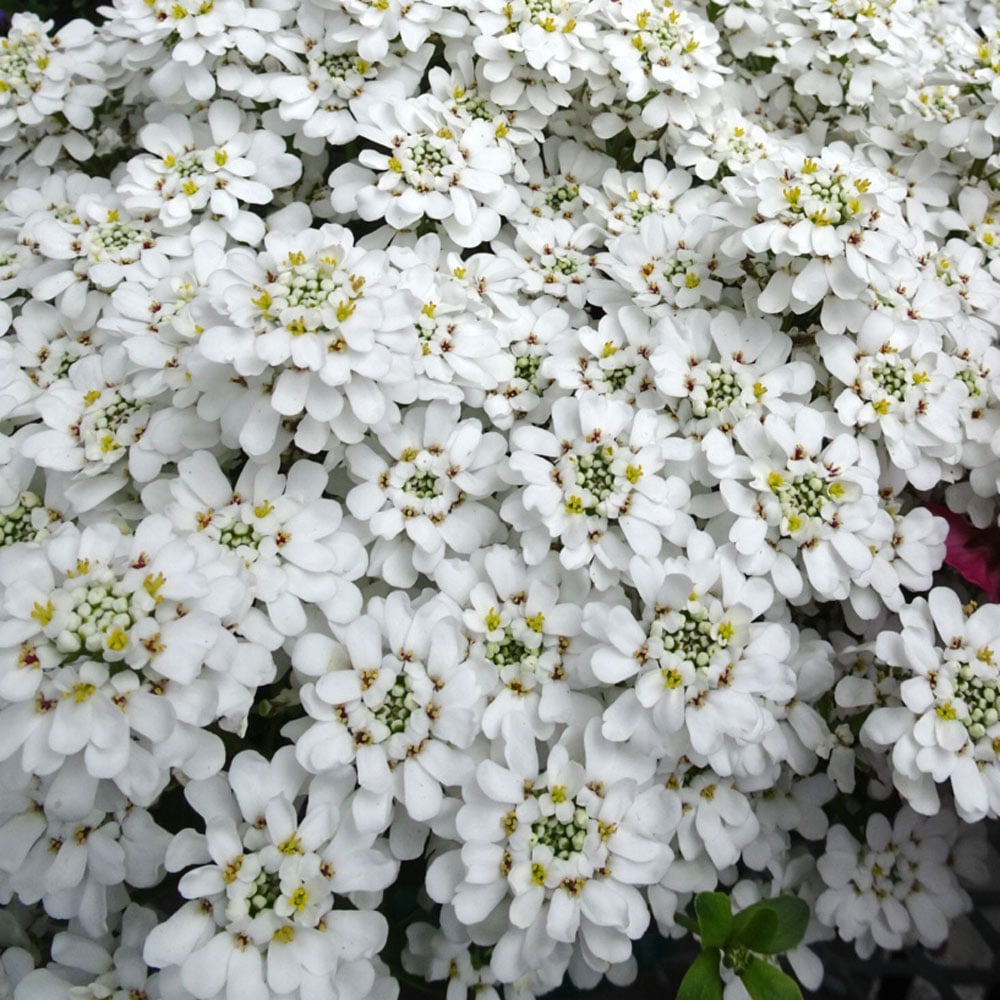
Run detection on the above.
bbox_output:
[751,897,811,953]
[677,948,724,1000]
[732,897,810,954]
[731,904,779,952]
[694,892,733,948]
[740,958,804,1000]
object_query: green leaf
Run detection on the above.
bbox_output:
[675,911,699,934]
[677,947,724,1000]
[752,897,811,953]
[694,892,733,948]
[731,904,778,953]
[731,897,810,954]
[740,958,804,1000]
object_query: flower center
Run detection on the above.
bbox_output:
[0,493,57,546]
[311,50,374,98]
[768,468,844,534]
[916,85,960,120]
[545,183,579,211]
[90,220,151,262]
[692,365,742,416]
[603,364,635,393]
[78,390,145,461]
[652,603,731,672]
[630,6,693,63]
[871,359,910,401]
[278,262,341,311]
[456,91,493,122]
[256,253,363,339]
[726,129,757,158]
[513,352,542,388]
[529,805,589,861]
[56,571,135,658]
[976,30,1000,73]
[516,0,574,31]
[0,34,49,96]
[782,163,867,227]
[217,519,262,553]
[248,869,282,917]
[569,448,615,504]
[391,135,458,190]
[402,470,441,500]
[956,367,982,398]
[372,678,418,734]
[485,628,530,669]
[952,663,999,742]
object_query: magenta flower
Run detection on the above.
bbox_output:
[927,503,1000,602]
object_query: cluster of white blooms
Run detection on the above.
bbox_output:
[2,0,1000,997]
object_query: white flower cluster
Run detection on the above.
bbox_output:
[1,0,999,997]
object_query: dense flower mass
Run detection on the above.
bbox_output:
[0,0,999,998]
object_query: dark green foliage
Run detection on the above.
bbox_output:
[677,891,811,1000]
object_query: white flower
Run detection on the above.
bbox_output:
[484,301,574,431]
[330,98,519,247]
[508,140,613,225]
[0,14,106,166]
[494,219,602,309]
[144,749,394,1000]
[651,309,814,475]
[469,0,605,116]
[427,722,678,983]
[594,208,743,315]
[292,595,481,853]
[816,809,972,958]
[102,0,283,101]
[718,409,882,602]
[9,299,101,391]
[541,304,663,409]
[318,0,469,63]
[19,349,151,513]
[120,102,301,243]
[667,766,759,873]
[426,48,546,164]
[819,314,964,489]
[0,517,263,795]
[862,589,1000,821]
[504,391,693,587]
[774,0,920,108]
[345,401,506,584]
[14,903,160,1000]
[585,536,795,772]
[434,546,594,772]
[404,918,507,1000]
[200,219,420,445]
[582,161,695,236]
[601,0,727,129]
[1,767,170,938]
[729,143,912,322]
[142,452,366,636]
[254,6,432,149]
[850,499,947,617]
[673,106,779,181]
[25,189,189,312]
[388,237,514,405]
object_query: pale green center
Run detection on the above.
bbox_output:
[569,449,615,504]
[402,471,440,500]
[530,806,589,861]
[372,679,418,734]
